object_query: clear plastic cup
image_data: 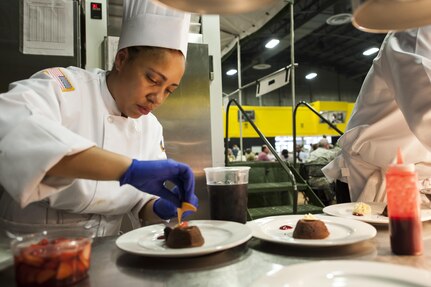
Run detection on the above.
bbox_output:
[11,228,94,287]
[204,167,250,223]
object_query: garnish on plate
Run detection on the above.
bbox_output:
[177,202,197,224]
[279,225,293,230]
[352,202,371,216]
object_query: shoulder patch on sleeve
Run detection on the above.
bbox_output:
[44,68,75,92]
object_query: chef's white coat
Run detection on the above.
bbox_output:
[323,25,431,203]
[0,67,166,236]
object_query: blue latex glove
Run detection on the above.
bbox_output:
[153,187,199,220]
[120,159,196,208]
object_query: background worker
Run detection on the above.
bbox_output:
[323,25,431,204]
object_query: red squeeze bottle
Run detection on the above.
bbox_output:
[385,148,423,255]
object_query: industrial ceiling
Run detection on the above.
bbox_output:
[220,0,386,94]
[108,0,386,100]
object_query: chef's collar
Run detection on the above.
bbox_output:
[100,71,122,116]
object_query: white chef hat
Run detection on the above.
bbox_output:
[118,0,191,57]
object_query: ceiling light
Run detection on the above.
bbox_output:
[265,39,280,49]
[156,0,279,14]
[226,69,238,76]
[351,0,431,33]
[252,63,271,70]
[363,47,379,56]
[305,73,317,80]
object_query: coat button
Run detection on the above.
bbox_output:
[107,116,113,123]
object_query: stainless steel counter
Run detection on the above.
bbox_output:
[1,222,431,286]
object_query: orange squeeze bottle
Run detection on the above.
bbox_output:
[385,148,423,255]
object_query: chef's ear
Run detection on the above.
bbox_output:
[114,48,129,72]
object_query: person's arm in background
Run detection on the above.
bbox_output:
[386,26,431,149]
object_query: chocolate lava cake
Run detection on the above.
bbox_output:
[164,225,205,248]
[292,218,330,239]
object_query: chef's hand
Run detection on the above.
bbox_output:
[152,187,199,220]
[120,159,197,208]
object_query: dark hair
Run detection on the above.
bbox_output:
[126,46,182,62]
[111,46,185,72]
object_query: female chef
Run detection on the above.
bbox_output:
[0,0,197,236]
[323,25,431,203]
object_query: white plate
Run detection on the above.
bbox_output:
[252,260,431,287]
[116,220,252,257]
[246,215,376,247]
[323,202,431,224]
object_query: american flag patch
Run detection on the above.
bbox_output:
[44,68,75,92]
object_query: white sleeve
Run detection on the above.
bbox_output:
[0,76,95,208]
[384,26,431,150]
[75,181,156,216]
[73,182,158,228]
[127,187,158,228]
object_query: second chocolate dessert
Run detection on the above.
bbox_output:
[292,214,330,239]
